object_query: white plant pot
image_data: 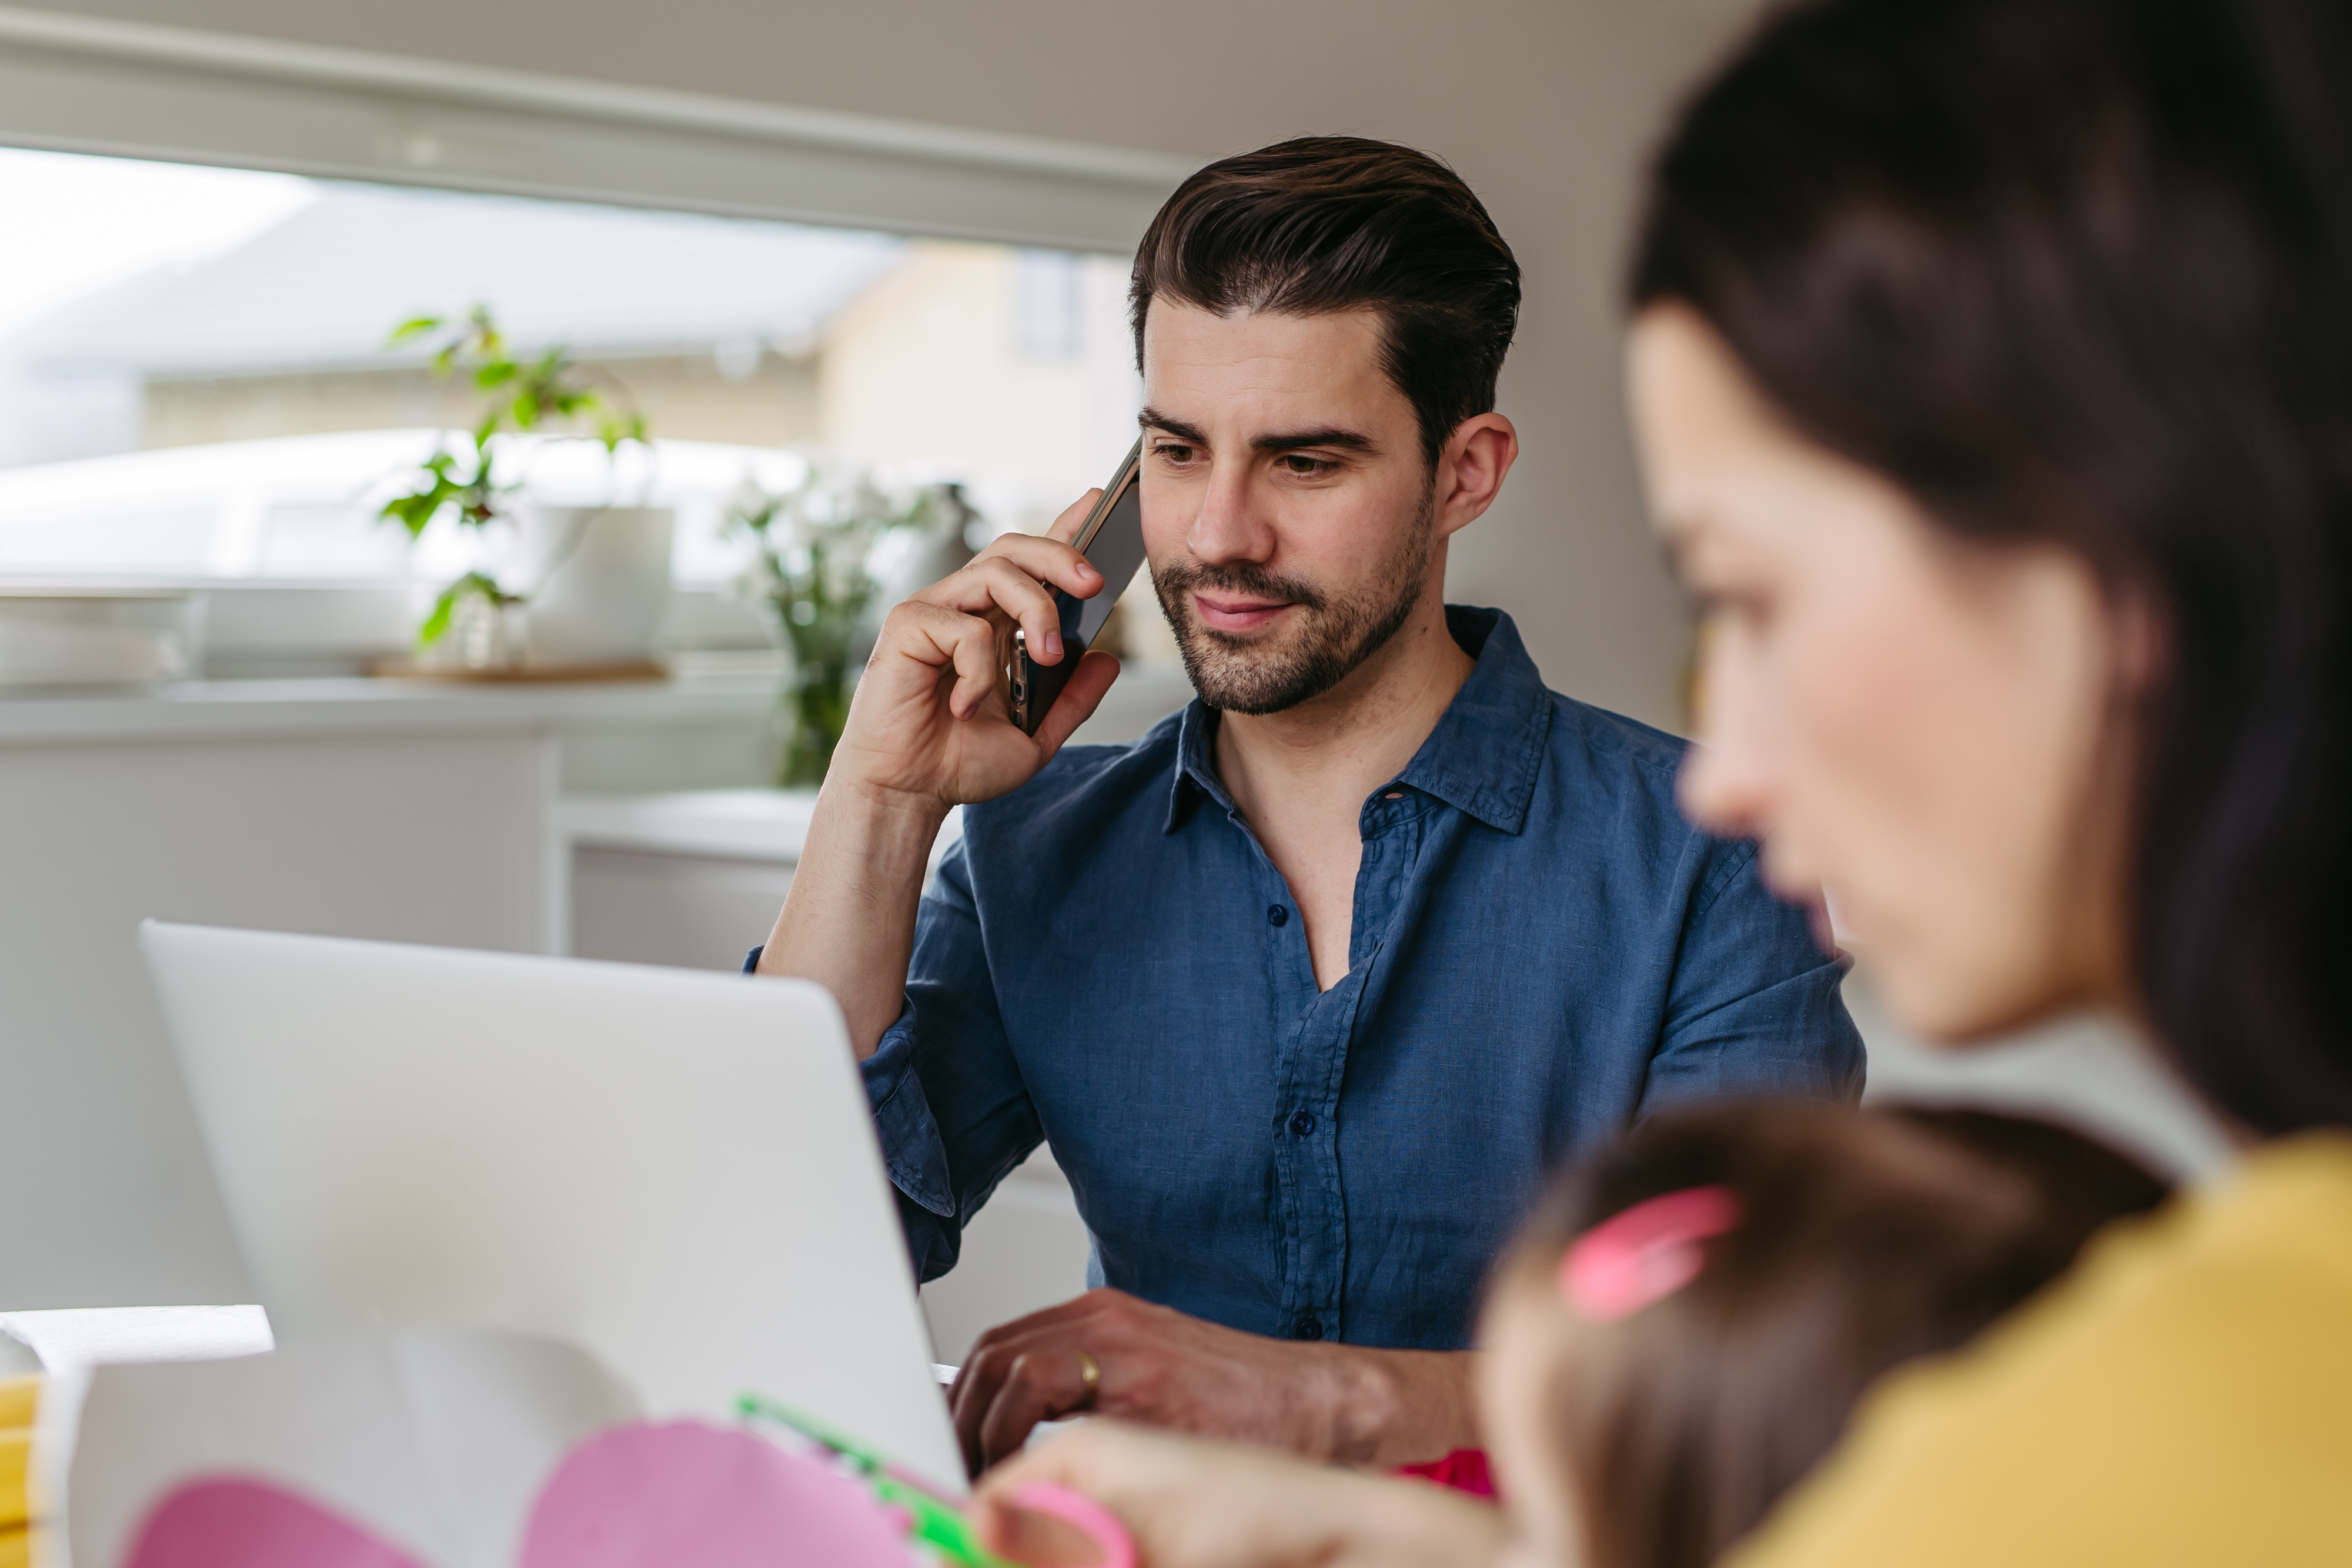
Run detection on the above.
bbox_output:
[513,506,674,668]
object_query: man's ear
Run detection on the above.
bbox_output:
[1436,413,1519,537]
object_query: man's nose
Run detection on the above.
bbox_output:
[1186,463,1277,565]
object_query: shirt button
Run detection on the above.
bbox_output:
[1293,1319,1324,1341]
[1267,904,1289,927]
[1288,1109,1316,1137]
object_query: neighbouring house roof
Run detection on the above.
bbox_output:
[2,181,908,378]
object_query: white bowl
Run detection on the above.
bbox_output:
[0,584,205,689]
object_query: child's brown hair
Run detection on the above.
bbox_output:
[1490,1099,2169,1568]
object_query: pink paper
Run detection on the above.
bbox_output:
[519,1420,912,1568]
[125,1477,430,1568]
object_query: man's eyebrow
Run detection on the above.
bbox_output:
[1252,427,1377,456]
[1137,409,1379,457]
[1138,408,1208,445]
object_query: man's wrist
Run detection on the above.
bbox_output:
[753,773,949,1015]
[825,773,953,842]
[1312,1348,1477,1469]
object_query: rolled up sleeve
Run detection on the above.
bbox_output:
[864,839,1044,1281]
[1641,838,1866,1112]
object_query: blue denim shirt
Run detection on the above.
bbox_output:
[777,607,1861,1351]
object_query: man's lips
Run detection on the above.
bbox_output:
[1193,593,1295,633]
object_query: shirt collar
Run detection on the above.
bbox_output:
[1162,606,1551,835]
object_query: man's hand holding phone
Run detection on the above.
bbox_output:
[828,489,1123,814]
[755,489,1123,1056]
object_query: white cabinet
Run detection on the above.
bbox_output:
[0,672,771,1308]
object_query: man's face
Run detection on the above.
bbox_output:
[1138,302,1439,714]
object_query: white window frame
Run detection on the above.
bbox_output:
[0,6,1188,252]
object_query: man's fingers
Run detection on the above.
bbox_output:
[956,1315,1120,1473]
[954,1290,1154,1473]
[953,1336,1019,1474]
[976,1346,1091,1469]
[1045,489,1102,545]
[883,602,1007,722]
[1031,651,1122,757]
[975,532,1102,609]
[946,616,1004,721]
[966,555,1071,666]
[920,546,1097,667]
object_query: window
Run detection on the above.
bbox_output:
[0,146,1154,670]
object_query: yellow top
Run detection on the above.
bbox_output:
[0,1427,25,1533]
[0,1378,32,1536]
[1730,1132,2352,1567]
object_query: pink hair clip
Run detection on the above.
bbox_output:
[1559,1185,1742,1322]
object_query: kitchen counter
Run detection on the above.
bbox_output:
[0,668,773,745]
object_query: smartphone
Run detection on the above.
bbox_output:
[1005,437,1150,736]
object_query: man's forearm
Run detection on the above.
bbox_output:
[756,781,948,1057]
[1314,1347,1482,1468]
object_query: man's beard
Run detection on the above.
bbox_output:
[1151,487,1435,716]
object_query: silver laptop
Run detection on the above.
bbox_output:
[139,920,964,1492]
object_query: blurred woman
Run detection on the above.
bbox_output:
[975,0,2352,1561]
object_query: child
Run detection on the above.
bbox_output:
[1478,1099,2169,1568]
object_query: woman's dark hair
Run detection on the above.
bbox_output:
[1496,1099,2170,1568]
[1131,135,1521,466]
[1632,0,2352,1134]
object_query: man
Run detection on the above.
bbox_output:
[755,136,1862,1474]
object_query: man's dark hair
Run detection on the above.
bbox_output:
[1498,1099,2170,1568]
[1130,135,1521,466]
[1633,0,2352,1135]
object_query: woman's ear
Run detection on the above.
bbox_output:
[2110,579,2169,701]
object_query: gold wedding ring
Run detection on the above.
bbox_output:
[1074,1348,1101,1412]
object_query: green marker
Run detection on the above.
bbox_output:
[736,1393,1018,1568]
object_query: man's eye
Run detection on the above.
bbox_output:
[1152,443,1197,465]
[1278,454,1335,477]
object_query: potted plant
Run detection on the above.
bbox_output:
[377,306,668,672]
[730,463,975,785]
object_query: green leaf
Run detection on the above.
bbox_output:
[417,571,520,648]
[417,581,462,646]
[379,493,432,538]
[473,362,519,388]
[386,315,443,347]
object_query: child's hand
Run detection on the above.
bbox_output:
[973,1420,1508,1568]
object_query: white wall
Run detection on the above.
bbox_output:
[9,0,1767,728]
